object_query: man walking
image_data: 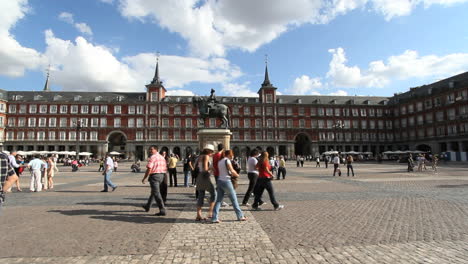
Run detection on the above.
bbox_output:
[346,155,355,177]
[332,154,342,177]
[242,149,263,206]
[277,155,286,180]
[101,153,117,192]
[142,146,167,216]
[167,154,179,187]
[28,155,45,192]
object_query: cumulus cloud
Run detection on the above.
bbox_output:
[328,90,348,96]
[0,0,44,77]
[166,89,195,96]
[114,0,468,57]
[291,75,322,95]
[58,11,93,35]
[221,82,258,97]
[326,47,468,88]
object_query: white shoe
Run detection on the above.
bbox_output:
[221,201,229,207]
[274,205,284,211]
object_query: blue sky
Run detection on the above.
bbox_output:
[1,0,468,97]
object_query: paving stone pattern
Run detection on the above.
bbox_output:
[0,162,467,263]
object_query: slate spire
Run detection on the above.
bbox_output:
[151,52,162,85]
[43,65,51,91]
[262,54,271,87]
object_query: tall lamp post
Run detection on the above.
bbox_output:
[75,120,82,160]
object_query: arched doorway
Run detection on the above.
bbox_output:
[416,144,432,152]
[173,146,181,158]
[233,146,240,157]
[266,146,275,157]
[185,146,193,156]
[108,131,127,153]
[160,146,169,155]
[295,133,311,156]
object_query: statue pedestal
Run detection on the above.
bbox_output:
[198,129,232,150]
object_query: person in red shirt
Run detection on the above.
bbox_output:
[212,143,224,180]
[252,151,284,211]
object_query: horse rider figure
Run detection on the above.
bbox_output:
[206,88,216,115]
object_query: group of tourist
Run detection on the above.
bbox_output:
[407,153,438,173]
[140,144,284,222]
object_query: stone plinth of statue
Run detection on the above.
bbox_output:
[198,129,232,150]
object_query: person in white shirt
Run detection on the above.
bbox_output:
[101,153,117,192]
[332,155,342,177]
[241,149,264,206]
[28,155,45,192]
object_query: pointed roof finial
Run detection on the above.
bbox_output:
[43,64,51,91]
[262,54,271,87]
[151,51,161,85]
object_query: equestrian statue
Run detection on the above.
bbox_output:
[192,89,230,128]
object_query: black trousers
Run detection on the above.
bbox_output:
[333,164,341,176]
[252,178,279,209]
[347,164,354,176]
[242,173,261,205]
[160,173,168,202]
[146,173,165,211]
[168,168,177,187]
[277,167,286,179]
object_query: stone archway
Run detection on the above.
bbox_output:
[295,133,311,156]
[266,146,275,157]
[160,146,169,156]
[233,146,240,157]
[173,146,181,158]
[185,146,193,156]
[107,131,127,152]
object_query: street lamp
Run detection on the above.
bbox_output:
[75,120,82,160]
[332,121,345,152]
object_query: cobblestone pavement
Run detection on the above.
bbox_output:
[0,161,467,263]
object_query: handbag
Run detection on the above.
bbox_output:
[225,159,238,189]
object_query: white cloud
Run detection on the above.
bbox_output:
[165,89,195,96]
[221,82,258,97]
[0,0,44,77]
[114,0,468,57]
[326,47,468,88]
[328,90,348,96]
[74,23,93,35]
[58,12,74,24]
[58,11,93,35]
[291,75,322,95]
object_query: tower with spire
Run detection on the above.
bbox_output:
[258,55,277,103]
[43,65,51,92]
[146,52,166,102]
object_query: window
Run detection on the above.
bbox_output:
[81,105,89,114]
[173,131,180,140]
[299,119,305,128]
[266,94,273,103]
[48,131,56,140]
[244,107,250,115]
[255,107,261,115]
[151,92,158,102]
[244,132,250,141]
[334,108,341,116]
[255,131,262,140]
[447,109,456,120]
[408,117,415,126]
[267,132,273,139]
[17,131,24,140]
[162,131,168,140]
[255,119,262,128]
[267,119,273,127]
[92,105,100,113]
[376,109,383,117]
[149,132,157,140]
[28,118,36,127]
[174,106,181,115]
[69,131,76,140]
[29,105,37,113]
[318,108,324,116]
[400,106,406,115]
[361,120,367,129]
[7,118,15,127]
[49,118,57,127]
[299,107,305,116]
[233,118,239,127]
[128,118,135,128]
[447,93,455,104]
[417,115,423,125]
[39,105,47,113]
[149,118,157,128]
[128,106,135,114]
[318,120,324,128]
[162,118,169,127]
[244,118,250,128]
[185,119,192,128]
[162,106,169,114]
[278,107,284,116]
[186,106,192,115]
[185,131,192,140]
[210,118,216,128]
[279,132,286,140]
[100,117,107,127]
[352,108,358,116]
[401,118,407,128]
[114,118,121,128]
[287,119,293,128]
[174,118,181,127]
[408,104,414,113]
[386,120,392,129]
[368,109,374,117]
[266,107,273,115]
[59,131,66,140]
[114,105,121,114]
[286,107,292,116]
[136,131,144,140]
[310,108,317,116]
[436,111,444,122]
[137,105,144,114]
[360,109,367,116]
[326,108,333,116]
[90,131,98,140]
[369,120,375,129]
[150,105,157,114]
[71,105,78,113]
[6,132,14,140]
[19,105,26,113]
[60,105,68,113]
[27,131,35,140]
[60,118,67,127]
[279,119,285,128]
[37,131,45,140]
[100,105,108,114]
[91,118,99,127]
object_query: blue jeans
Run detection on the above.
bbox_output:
[103,169,116,191]
[184,170,191,187]
[212,180,244,221]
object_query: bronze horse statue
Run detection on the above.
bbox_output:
[192,96,230,128]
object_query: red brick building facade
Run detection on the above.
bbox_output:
[1,62,467,161]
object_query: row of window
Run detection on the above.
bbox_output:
[396,90,467,116]
[394,123,468,139]
[394,106,467,128]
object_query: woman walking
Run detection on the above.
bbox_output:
[252,151,284,211]
[183,153,194,187]
[195,144,217,221]
[212,150,246,223]
[47,156,56,189]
